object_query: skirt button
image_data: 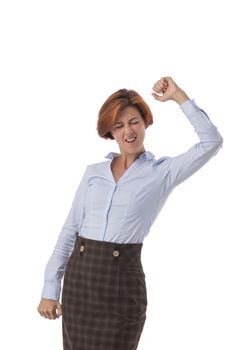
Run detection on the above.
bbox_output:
[113,249,120,257]
[80,245,85,252]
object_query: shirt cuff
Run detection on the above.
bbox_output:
[179,98,199,114]
[41,281,61,301]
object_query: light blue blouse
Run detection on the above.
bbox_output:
[41,99,223,300]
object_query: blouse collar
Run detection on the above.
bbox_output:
[104,150,155,161]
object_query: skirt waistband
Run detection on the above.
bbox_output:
[76,234,143,248]
[75,234,143,263]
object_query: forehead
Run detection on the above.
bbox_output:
[115,106,142,123]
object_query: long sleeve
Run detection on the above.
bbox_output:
[162,99,223,189]
[41,165,90,301]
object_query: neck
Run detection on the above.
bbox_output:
[117,149,146,170]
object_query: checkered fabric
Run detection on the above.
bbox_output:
[61,234,147,350]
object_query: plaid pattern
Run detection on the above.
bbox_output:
[61,234,147,350]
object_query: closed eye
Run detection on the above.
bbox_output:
[114,121,139,129]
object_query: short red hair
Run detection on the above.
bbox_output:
[96,89,154,140]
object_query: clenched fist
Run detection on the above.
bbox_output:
[37,298,62,320]
[151,76,189,104]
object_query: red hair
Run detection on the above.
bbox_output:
[96,89,154,140]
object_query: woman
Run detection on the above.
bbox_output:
[37,76,223,350]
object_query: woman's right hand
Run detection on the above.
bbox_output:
[37,298,62,320]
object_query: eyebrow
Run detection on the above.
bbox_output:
[114,117,139,125]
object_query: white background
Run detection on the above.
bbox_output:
[0,0,232,349]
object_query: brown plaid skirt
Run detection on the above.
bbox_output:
[61,233,147,350]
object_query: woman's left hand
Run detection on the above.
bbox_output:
[151,76,189,104]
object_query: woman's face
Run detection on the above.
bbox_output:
[110,106,146,156]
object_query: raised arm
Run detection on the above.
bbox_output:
[151,77,223,188]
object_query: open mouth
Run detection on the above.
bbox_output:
[125,136,137,143]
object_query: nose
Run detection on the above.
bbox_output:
[123,123,134,133]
